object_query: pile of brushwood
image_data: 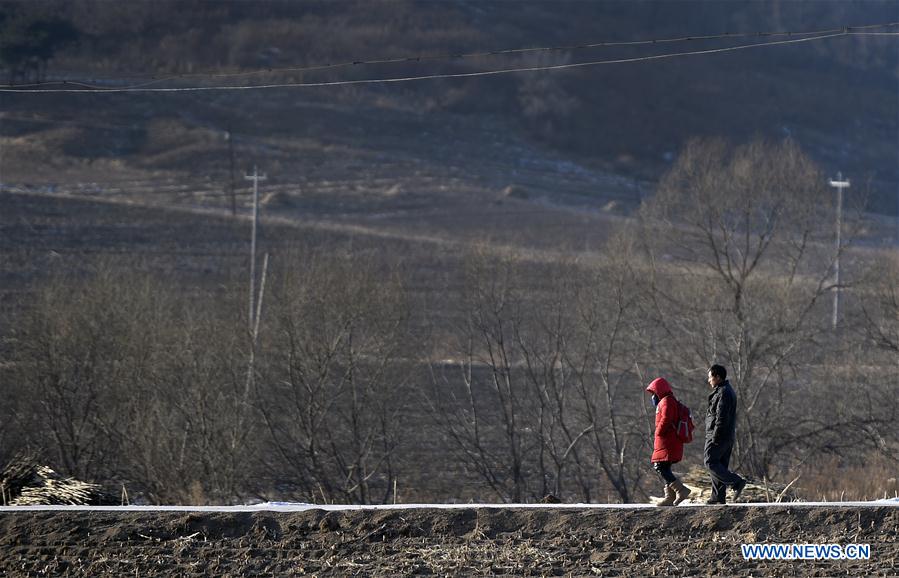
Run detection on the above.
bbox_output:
[676,466,800,503]
[0,453,114,506]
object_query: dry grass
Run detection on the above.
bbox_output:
[796,454,899,502]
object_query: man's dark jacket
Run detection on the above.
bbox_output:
[705,380,737,446]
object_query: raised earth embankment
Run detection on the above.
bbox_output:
[1,505,896,576]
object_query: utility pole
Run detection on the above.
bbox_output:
[226,125,236,217]
[828,172,850,329]
[245,165,267,330]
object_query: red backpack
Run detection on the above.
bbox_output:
[673,400,695,443]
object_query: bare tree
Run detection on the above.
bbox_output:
[853,253,899,463]
[567,235,652,503]
[122,302,259,504]
[8,267,159,481]
[427,249,533,502]
[637,137,860,478]
[6,264,264,504]
[860,253,899,354]
[257,252,411,504]
[429,244,652,503]
[513,268,592,501]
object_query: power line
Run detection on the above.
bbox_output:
[0,31,871,94]
[5,21,898,92]
[0,32,847,94]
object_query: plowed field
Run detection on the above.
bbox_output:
[1,505,897,576]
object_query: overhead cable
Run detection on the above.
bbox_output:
[5,20,898,91]
[0,31,861,94]
[0,31,852,94]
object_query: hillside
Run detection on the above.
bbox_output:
[2,0,897,216]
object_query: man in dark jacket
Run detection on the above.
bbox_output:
[704,364,746,504]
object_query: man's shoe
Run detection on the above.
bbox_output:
[732,478,747,502]
[704,498,725,505]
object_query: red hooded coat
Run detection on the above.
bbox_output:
[646,377,684,463]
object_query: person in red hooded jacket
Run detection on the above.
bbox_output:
[646,377,691,506]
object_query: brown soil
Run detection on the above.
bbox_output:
[0,505,896,576]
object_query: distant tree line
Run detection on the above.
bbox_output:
[0,4,78,84]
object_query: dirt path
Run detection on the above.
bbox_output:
[1,505,896,576]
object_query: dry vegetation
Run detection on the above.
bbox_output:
[1,138,897,506]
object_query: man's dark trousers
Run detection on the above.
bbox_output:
[704,439,743,503]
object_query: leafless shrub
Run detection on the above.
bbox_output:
[428,241,650,503]
[567,233,653,502]
[860,252,899,354]
[427,249,535,503]
[115,293,259,504]
[5,262,261,504]
[256,250,412,504]
[8,265,160,481]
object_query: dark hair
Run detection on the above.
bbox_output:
[709,364,727,380]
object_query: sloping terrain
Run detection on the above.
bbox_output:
[0,94,634,256]
[0,505,896,576]
[3,1,897,217]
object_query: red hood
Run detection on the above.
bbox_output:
[646,377,673,398]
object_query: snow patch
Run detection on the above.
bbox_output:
[1,501,898,513]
